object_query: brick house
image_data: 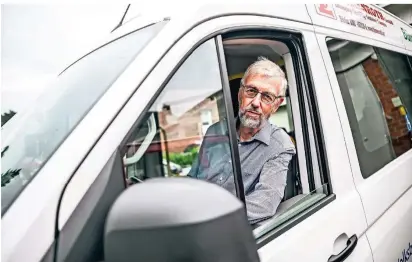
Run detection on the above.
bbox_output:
[362,56,411,156]
[158,94,221,153]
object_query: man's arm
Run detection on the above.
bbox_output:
[245,148,295,224]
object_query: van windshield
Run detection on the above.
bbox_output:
[1,21,167,214]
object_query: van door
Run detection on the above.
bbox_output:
[54,8,373,262]
[313,14,412,262]
[219,17,372,262]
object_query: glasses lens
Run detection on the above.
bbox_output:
[244,87,258,97]
[243,86,277,104]
[262,93,275,104]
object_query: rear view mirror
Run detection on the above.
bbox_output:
[104,178,260,262]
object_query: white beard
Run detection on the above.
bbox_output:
[239,112,261,128]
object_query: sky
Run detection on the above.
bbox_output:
[1,4,128,114]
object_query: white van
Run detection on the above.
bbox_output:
[2,4,412,262]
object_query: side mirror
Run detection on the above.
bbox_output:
[104,178,260,262]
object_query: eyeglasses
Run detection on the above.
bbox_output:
[241,85,284,105]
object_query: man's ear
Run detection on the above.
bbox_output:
[271,97,284,114]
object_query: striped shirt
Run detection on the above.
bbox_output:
[188,118,296,224]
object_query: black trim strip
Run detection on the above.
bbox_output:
[215,35,246,204]
[288,37,317,191]
[297,35,333,195]
[256,194,336,247]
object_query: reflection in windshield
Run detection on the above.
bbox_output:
[1,145,22,187]
[1,21,167,214]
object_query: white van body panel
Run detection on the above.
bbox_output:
[2,4,412,262]
[366,187,412,262]
[258,193,372,262]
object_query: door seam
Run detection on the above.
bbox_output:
[307,15,376,260]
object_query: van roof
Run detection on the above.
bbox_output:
[110,4,412,54]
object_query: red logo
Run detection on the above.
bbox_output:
[316,4,337,20]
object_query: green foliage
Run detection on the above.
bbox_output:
[168,152,196,167]
[187,146,200,154]
[1,144,22,187]
[165,146,199,167]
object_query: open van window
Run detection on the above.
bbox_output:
[1,21,167,214]
[221,33,330,236]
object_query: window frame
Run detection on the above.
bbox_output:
[215,35,246,202]
[116,27,334,244]
[219,29,333,245]
[325,35,412,179]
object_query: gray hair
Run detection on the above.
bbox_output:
[240,56,288,96]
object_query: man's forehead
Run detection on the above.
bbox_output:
[244,74,282,92]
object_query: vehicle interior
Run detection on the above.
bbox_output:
[221,37,328,232]
[223,38,303,204]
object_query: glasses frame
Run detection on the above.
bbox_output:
[241,84,284,105]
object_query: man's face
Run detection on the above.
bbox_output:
[238,74,284,129]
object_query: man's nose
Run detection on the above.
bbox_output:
[251,93,262,108]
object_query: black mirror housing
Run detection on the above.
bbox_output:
[104,178,260,262]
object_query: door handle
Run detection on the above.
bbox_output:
[328,234,358,262]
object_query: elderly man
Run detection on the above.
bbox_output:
[188,57,296,224]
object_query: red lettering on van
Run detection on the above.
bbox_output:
[360,4,370,14]
[320,4,333,16]
[316,4,336,19]
[360,4,385,21]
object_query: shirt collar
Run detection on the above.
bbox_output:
[234,117,273,146]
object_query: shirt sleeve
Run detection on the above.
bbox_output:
[245,147,295,224]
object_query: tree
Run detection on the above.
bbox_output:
[1,110,16,126]
[1,145,21,187]
[1,112,21,187]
